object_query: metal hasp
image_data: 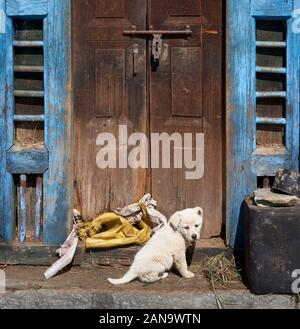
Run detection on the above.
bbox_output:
[123,25,192,61]
[152,33,162,60]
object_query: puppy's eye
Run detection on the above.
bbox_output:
[195,224,199,228]
[183,226,189,230]
[198,210,202,215]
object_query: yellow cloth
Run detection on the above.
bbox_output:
[77,212,151,249]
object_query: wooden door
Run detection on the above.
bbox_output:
[73,0,149,217]
[149,0,223,237]
[73,0,223,237]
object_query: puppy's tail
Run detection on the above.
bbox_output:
[107,267,137,285]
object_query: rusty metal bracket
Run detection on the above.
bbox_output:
[123,25,192,60]
[200,25,219,47]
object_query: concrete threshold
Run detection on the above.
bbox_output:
[0,265,297,309]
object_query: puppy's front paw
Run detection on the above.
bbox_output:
[183,271,195,279]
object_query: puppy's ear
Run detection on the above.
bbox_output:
[169,212,182,230]
[196,207,203,216]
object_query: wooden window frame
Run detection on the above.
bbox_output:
[226,0,300,248]
[0,0,73,245]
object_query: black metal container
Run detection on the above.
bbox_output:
[245,197,300,294]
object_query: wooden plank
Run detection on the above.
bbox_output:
[14,114,45,122]
[35,175,43,241]
[0,7,5,34]
[0,240,229,266]
[13,41,44,47]
[7,145,49,174]
[171,47,203,117]
[0,7,15,241]
[256,66,286,74]
[19,175,27,243]
[226,0,257,248]
[14,65,44,73]
[168,0,202,17]
[252,153,292,176]
[251,0,293,17]
[0,0,6,241]
[13,90,44,98]
[256,41,286,48]
[43,0,73,245]
[96,0,126,18]
[256,91,287,98]
[95,49,125,118]
[24,175,35,242]
[256,117,286,125]
[286,3,300,173]
[6,0,48,17]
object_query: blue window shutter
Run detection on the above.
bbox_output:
[0,0,14,241]
[227,0,300,248]
[0,0,72,245]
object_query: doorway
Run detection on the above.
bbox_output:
[73,0,223,237]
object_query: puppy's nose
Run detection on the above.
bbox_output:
[191,234,197,240]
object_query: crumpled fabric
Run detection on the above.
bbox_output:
[77,212,151,249]
[77,194,166,249]
[114,194,167,232]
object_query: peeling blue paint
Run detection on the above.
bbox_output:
[43,0,73,245]
[0,9,5,33]
[227,0,300,248]
[6,0,48,17]
[0,0,72,244]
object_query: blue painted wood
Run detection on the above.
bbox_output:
[227,0,300,248]
[286,1,300,163]
[6,145,49,174]
[0,0,6,241]
[1,0,72,245]
[256,41,286,48]
[14,65,44,73]
[0,4,15,241]
[13,40,44,47]
[256,91,287,98]
[6,0,48,17]
[256,66,286,74]
[227,0,257,249]
[251,0,293,17]
[19,174,27,243]
[0,7,5,33]
[34,175,42,241]
[43,0,72,245]
[13,90,44,98]
[14,114,45,122]
[256,117,286,125]
[252,152,292,176]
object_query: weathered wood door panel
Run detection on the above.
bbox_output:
[73,0,148,217]
[149,0,223,237]
[73,0,223,237]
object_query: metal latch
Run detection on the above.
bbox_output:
[123,25,192,60]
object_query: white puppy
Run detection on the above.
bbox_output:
[108,207,203,285]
